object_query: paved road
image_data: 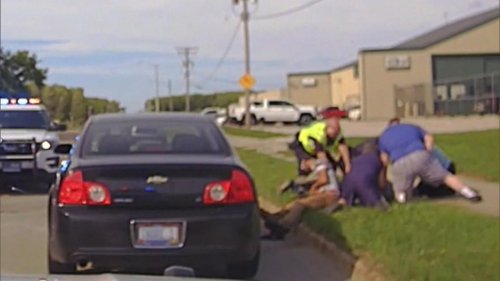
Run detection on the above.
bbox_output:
[0,195,351,281]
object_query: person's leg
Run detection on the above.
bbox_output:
[419,154,482,202]
[279,202,306,228]
[356,181,389,211]
[340,175,357,206]
[448,162,456,175]
[391,158,416,203]
[295,192,337,209]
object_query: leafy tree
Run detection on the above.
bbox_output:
[55,89,72,122]
[69,88,86,125]
[0,48,47,92]
[25,82,42,97]
[146,91,244,112]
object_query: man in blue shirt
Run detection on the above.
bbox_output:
[379,118,481,203]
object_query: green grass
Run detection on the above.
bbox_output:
[223,126,287,139]
[237,148,500,281]
[435,130,499,181]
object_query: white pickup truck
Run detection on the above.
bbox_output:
[228,99,317,125]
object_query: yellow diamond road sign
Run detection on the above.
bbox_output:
[239,74,256,90]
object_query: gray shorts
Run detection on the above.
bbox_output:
[392,150,450,193]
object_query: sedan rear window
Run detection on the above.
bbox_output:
[81,120,229,156]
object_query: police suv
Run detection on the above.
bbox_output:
[0,97,66,191]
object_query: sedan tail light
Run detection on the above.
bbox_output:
[58,170,111,206]
[203,169,255,205]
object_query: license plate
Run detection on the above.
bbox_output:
[131,221,185,249]
[1,162,21,173]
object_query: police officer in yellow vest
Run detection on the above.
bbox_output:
[290,117,351,177]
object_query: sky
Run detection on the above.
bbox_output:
[1,0,499,112]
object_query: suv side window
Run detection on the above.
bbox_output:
[269,101,293,107]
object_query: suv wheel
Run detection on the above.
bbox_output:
[298,114,313,125]
[241,114,258,126]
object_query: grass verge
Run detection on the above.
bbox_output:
[223,126,287,139]
[237,148,500,281]
[435,130,499,182]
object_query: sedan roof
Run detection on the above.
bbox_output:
[90,112,212,123]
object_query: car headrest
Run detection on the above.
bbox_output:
[172,134,207,153]
[98,135,130,154]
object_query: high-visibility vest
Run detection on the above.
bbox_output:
[298,121,343,155]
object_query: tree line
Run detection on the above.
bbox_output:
[1,47,122,127]
[144,91,244,112]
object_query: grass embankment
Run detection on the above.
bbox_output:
[237,148,500,281]
[223,126,287,139]
[435,130,499,182]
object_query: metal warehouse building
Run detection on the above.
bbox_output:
[287,7,500,120]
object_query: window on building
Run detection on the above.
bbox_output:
[432,55,500,100]
[432,55,500,82]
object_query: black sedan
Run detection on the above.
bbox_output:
[48,113,260,279]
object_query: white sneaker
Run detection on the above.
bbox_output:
[395,192,406,203]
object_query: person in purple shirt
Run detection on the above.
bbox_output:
[339,147,390,210]
[378,118,482,203]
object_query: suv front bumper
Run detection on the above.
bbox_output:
[0,150,60,189]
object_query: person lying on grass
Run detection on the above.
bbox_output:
[379,118,482,203]
[261,158,340,240]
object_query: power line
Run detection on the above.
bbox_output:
[253,0,328,20]
[199,21,241,85]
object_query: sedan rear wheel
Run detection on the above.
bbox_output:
[227,250,260,279]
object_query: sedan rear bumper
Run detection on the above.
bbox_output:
[49,204,260,272]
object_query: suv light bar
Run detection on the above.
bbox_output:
[0,98,41,105]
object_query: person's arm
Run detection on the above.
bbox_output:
[338,143,351,174]
[311,138,329,162]
[378,165,388,189]
[379,152,390,190]
[416,125,433,151]
[316,151,328,162]
[424,134,434,151]
[309,169,329,194]
[380,152,390,167]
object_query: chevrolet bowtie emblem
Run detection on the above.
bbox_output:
[146,175,168,185]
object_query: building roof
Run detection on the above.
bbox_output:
[392,7,499,50]
[296,7,499,76]
[330,61,357,72]
[287,70,331,77]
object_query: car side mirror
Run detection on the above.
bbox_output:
[54,144,72,154]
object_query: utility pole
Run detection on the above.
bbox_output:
[242,0,252,128]
[234,0,254,128]
[154,64,160,112]
[176,47,198,112]
[168,79,173,111]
